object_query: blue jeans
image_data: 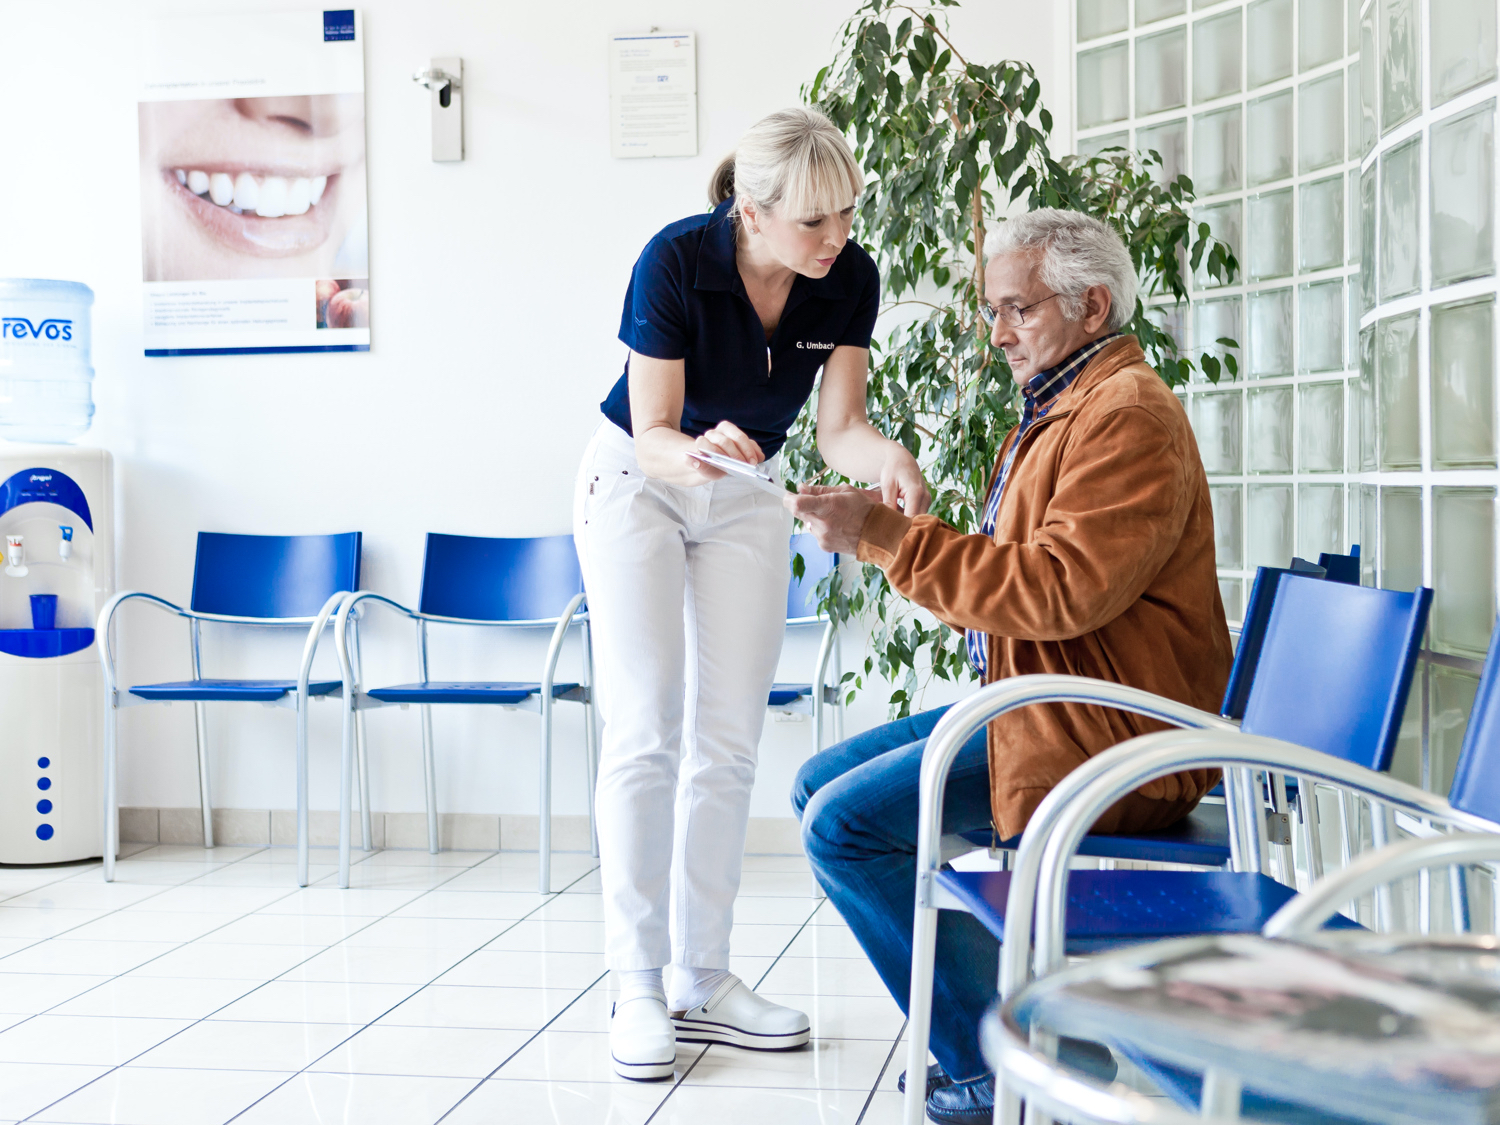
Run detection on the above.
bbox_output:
[791,704,997,1082]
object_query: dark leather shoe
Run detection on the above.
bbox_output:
[1058,1036,1117,1083]
[896,1062,950,1098]
[925,1073,995,1124]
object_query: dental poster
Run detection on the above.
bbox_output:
[137,9,369,356]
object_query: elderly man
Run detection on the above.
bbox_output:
[786,209,1232,1124]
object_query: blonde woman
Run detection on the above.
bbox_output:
[575,107,929,1079]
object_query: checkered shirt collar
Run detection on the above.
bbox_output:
[1018,332,1122,421]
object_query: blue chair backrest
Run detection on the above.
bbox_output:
[788,533,838,622]
[1318,544,1361,585]
[1241,574,1432,771]
[191,532,362,619]
[419,533,583,622]
[1445,620,1500,822]
[1221,559,1329,720]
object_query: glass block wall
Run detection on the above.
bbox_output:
[1074,0,1499,794]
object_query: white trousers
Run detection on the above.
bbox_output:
[574,422,790,971]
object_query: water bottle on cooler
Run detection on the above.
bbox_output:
[0,279,95,443]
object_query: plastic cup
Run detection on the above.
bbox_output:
[29,594,57,630]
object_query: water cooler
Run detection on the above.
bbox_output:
[0,447,113,862]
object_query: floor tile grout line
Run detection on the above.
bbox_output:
[16,849,572,1124]
[10,843,383,1124]
[856,1018,908,1125]
[3,846,303,1037]
[643,891,830,1123]
[430,966,616,1123]
[220,860,603,1125]
[641,1042,714,1124]
[0,846,279,965]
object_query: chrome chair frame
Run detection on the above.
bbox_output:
[896,674,1255,1125]
[978,727,1500,1125]
[331,590,594,893]
[769,613,845,759]
[1264,831,1500,939]
[97,589,351,886]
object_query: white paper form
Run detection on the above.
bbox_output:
[609,32,698,159]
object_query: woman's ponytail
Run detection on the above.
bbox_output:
[708,155,737,206]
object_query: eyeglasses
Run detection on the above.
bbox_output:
[978,292,1060,328]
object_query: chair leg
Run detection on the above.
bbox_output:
[355,709,373,852]
[193,701,214,849]
[582,622,599,859]
[103,690,118,882]
[421,703,439,855]
[539,693,553,895]
[902,901,940,1125]
[350,621,374,853]
[338,684,356,889]
[296,691,310,888]
[583,700,598,861]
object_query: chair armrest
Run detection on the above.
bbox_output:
[914,676,1235,905]
[541,593,588,698]
[297,591,358,701]
[1012,728,1497,994]
[95,591,190,698]
[332,592,420,689]
[1263,832,1500,939]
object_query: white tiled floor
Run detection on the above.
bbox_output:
[0,844,913,1124]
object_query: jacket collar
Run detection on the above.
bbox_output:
[1049,334,1146,408]
[693,197,853,299]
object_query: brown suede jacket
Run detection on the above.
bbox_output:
[857,335,1233,838]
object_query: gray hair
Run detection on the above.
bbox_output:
[983,210,1138,331]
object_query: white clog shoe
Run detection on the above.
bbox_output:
[610,994,677,1081]
[670,974,810,1051]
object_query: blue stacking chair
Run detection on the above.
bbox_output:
[768,534,844,758]
[1107,621,1500,1120]
[955,551,1361,875]
[333,533,593,893]
[97,532,362,885]
[899,574,1432,1125]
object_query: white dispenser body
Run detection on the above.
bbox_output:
[0,446,113,862]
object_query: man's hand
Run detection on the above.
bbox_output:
[784,485,884,555]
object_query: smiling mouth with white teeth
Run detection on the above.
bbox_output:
[173,168,329,217]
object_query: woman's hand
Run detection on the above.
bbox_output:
[879,446,931,515]
[686,421,765,478]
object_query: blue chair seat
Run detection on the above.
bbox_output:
[963,802,1234,867]
[938,869,1361,953]
[365,681,581,705]
[769,683,812,707]
[128,678,341,702]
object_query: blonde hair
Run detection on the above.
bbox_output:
[708,107,864,223]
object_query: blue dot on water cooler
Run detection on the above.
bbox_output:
[36,799,52,814]
[36,757,50,768]
[36,777,51,790]
[35,824,53,841]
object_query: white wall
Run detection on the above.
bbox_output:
[0,0,1066,823]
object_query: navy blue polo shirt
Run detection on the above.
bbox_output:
[601,197,881,458]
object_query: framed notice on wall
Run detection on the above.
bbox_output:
[137,9,370,356]
[609,32,698,158]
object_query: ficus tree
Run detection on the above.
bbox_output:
[784,0,1240,715]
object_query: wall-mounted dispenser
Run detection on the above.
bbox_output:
[413,57,463,162]
[0,447,113,862]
